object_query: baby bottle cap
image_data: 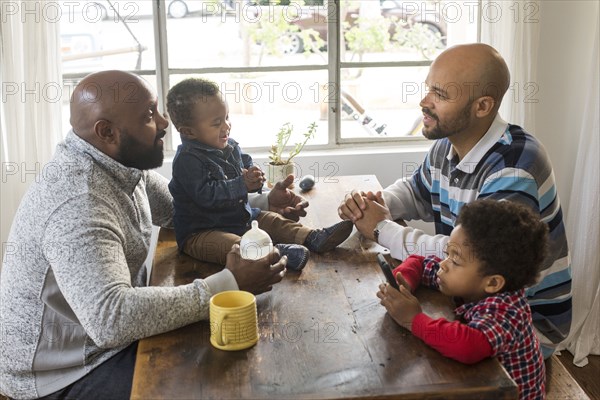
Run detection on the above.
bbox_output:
[240,220,273,260]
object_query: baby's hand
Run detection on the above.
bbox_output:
[243,166,265,191]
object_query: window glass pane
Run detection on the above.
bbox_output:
[59,1,158,137]
[60,0,157,74]
[168,70,328,149]
[340,66,428,139]
[166,0,327,69]
[340,0,448,63]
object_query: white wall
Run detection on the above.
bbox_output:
[534,0,600,221]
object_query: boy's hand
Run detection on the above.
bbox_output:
[243,166,265,191]
[268,174,309,221]
[394,271,414,292]
[377,283,422,330]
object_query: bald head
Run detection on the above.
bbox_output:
[69,70,168,170]
[70,70,153,140]
[431,43,510,110]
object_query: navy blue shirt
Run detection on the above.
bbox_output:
[169,137,261,249]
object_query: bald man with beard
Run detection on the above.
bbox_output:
[339,44,571,359]
[0,71,299,399]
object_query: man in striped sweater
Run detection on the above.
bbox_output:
[338,43,570,358]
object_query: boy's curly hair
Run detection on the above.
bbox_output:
[166,78,220,129]
[456,199,549,292]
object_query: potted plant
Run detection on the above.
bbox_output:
[266,122,317,187]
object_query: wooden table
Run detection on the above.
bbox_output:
[132,175,518,400]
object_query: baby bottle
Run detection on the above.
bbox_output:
[240,220,273,260]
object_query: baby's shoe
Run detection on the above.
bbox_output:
[275,244,310,272]
[304,220,354,253]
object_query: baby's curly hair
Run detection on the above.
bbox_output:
[166,78,220,129]
[456,199,549,292]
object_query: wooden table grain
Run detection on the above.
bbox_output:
[131,175,518,400]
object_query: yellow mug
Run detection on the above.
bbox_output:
[209,290,259,351]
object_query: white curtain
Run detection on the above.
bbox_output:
[0,1,63,261]
[558,20,600,366]
[479,0,540,131]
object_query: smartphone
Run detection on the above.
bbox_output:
[377,253,399,290]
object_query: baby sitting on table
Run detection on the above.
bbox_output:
[377,199,546,400]
[166,77,353,271]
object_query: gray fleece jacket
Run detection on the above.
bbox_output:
[0,131,240,399]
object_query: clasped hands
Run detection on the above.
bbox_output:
[337,189,392,241]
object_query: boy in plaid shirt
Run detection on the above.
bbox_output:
[377,199,547,400]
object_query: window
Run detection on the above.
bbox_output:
[59,0,479,152]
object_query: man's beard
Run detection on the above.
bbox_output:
[117,128,165,170]
[422,101,473,140]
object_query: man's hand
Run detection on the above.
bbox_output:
[377,283,422,331]
[268,174,309,222]
[338,189,367,222]
[226,244,286,295]
[352,191,393,241]
[243,166,265,192]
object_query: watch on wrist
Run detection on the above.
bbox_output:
[373,219,389,242]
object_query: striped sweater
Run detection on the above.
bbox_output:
[379,115,571,356]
